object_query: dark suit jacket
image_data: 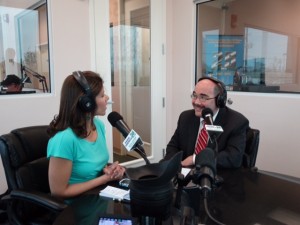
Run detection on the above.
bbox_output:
[164,107,249,168]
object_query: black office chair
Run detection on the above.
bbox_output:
[0,125,67,225]
[243,127,260,170]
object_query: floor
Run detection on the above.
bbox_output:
[113,153,137,163]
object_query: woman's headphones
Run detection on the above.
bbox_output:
[72,71,96,112]
[198,77,227,108]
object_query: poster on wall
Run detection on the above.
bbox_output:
[203,35,244,89]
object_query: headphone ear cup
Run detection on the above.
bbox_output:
[78,95,95,112]
[73,71,96,112]
[216,82,227,108]
[216,94,226,108]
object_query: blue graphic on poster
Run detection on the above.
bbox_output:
[203,35,244,88]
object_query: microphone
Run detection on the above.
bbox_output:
[107,111,132,139]
[202,108,223,142]
[192,148,216,198]
[202,108,214,125]
[107,111,150,164]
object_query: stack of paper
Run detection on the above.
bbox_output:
[99,186,130,201]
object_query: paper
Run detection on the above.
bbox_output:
[99,186,130,201]
[181,168,191,177]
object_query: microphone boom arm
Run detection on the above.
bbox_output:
[133,145,150,165]
[22,65,48,92]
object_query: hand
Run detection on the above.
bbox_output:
[104,161,125,180]
[181,155,194,167]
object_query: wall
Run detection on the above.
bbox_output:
[0,0,93,194]
[165,0,196,144]
[166,0,300,179]
[1,0,300,195]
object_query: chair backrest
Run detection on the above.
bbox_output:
[243,127,260,168]
[0,125,50,193]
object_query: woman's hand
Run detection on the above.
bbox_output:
[103,161,125,180]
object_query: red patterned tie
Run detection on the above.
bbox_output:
[195,122,209,154]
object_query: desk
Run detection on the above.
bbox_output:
[54,169,300,225]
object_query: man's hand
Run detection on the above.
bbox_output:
[181,155,194,167]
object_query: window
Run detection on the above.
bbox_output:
[0,0,50,94]
[195,0,300,93]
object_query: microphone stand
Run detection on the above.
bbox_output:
[207,132,224,186]
[174,173,188,209]
[133,145,150,165]
[22,65,49,92]
[189,151,225,225]
[194,135,225,225]
[209,135,218,157]
[173,172,196,225]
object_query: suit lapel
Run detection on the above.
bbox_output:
[214,107,226,126]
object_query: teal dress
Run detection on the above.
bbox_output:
[47,118,109,185]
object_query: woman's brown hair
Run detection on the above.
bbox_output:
[47,71,103,138]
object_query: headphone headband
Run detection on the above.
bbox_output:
[73,71,92,94]
[72,71,96,112]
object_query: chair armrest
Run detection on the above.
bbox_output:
[6,190,67,213]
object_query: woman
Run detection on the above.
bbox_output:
[47,71,125,200]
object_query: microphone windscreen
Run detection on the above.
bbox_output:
[107,111,123,127]
[195,148,216,175]
[202,108,213,119]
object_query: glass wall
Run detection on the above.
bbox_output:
[195,0,300,93]
[109,0,151,162]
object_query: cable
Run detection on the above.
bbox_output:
[203,197,226,225]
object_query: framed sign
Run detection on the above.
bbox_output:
[203,35,244,88]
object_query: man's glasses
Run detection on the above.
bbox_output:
[191,92,216,102]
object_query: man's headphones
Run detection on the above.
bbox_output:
[72,71,96,112]
[198,77,227,108]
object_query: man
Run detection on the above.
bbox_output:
[163,77,249,168]
[1,74,23,93]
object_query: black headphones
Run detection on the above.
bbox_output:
[198,77,227,108]
[72,71,96,112]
